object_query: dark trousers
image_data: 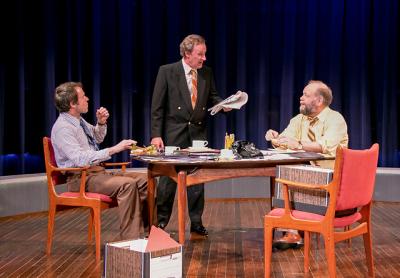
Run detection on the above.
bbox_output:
[157,176,204,227]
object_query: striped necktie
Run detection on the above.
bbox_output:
[307,117,319,142]
[190,69,197,109]
[80,119,99,151]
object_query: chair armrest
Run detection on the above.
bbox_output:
[275,177,329,191]
[276,177,334,214]
[101,162,130,167]
[52,166,90,173]
[58,167,89,197]
[101,162,130,172]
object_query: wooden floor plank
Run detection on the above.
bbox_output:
[0,200,400,277]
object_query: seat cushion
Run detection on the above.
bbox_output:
[268,208,362,228]
[60,192,113,203]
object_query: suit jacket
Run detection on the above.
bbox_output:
[151,61,223,148]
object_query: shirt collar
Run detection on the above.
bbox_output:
[61,112,81,127]
[302,106,331,123]
[181,59,196,76]
[314,106,331,123]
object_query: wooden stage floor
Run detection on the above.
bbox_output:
[0,199,399,277]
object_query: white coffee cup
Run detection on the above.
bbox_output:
[192,140,208,148]
[220,149,234,159]
[164,146,180,155]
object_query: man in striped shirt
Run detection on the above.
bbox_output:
[265,80,349,249]
[265,80,348,169]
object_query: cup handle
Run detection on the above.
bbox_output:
[203,141,208,146]
[176,147,180,150]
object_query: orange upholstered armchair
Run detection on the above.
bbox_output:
[43,137,129,261]
[264,144,379,277]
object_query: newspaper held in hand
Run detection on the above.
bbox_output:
[208,90,248,115]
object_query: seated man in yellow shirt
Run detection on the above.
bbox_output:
[265,80,349,249]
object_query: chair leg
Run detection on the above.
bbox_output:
[316,232,320,250]
[304,231,311,273]
[94,208,101,262]
[47,204,56,255]
[88,208,94,242]
[324,232,336,278]
[363,230,375,277]
[314,232,320,261]
[345,225,352,247]
[264,219,274,278]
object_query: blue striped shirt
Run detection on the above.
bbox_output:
[51,112,111,168]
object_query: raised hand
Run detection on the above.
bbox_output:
[96,107,109,125]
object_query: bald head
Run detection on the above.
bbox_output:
[299,80,333,117]
[307,80,333,106]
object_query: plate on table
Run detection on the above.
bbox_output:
[186,147,220,153]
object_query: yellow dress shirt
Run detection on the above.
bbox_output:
[280,107,349,168]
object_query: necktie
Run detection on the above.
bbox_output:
[190,69,197,109]
[80,119,99,151]
[307,117,319,142]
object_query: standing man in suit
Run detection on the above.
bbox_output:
[150,34,231,236]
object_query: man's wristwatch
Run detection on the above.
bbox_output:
[297,141,303,150]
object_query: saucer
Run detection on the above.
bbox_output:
[184,147,220,154]
[188,147,211,152]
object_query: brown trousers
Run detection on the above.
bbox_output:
[67,166,148,240]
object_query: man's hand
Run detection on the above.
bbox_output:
[96,107,109,125]
[274,136,300,150]
[265,129,279,141]
[109,139,137,155]
[150,137,164,150]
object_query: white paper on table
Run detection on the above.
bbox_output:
[208,90,248,115]
[267,154,297,160]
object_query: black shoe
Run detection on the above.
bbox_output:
[272,233,304,250]
[190,225,208,236]
[272,241,303,250]
[157,222,167,230]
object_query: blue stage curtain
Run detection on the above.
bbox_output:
[0,0,399,174]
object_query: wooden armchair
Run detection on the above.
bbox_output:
[42,137,129,261]
[264,144,379,277]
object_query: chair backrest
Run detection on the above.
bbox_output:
[43,137,67,186]
[335,144,379,211]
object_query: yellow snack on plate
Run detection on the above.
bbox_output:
[131,144,157,155]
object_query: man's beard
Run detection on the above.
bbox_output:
[300,105,311,116]
[300,100,317,116]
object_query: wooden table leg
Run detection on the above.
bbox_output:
[177,171,187,244]
[148,171,156,228]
